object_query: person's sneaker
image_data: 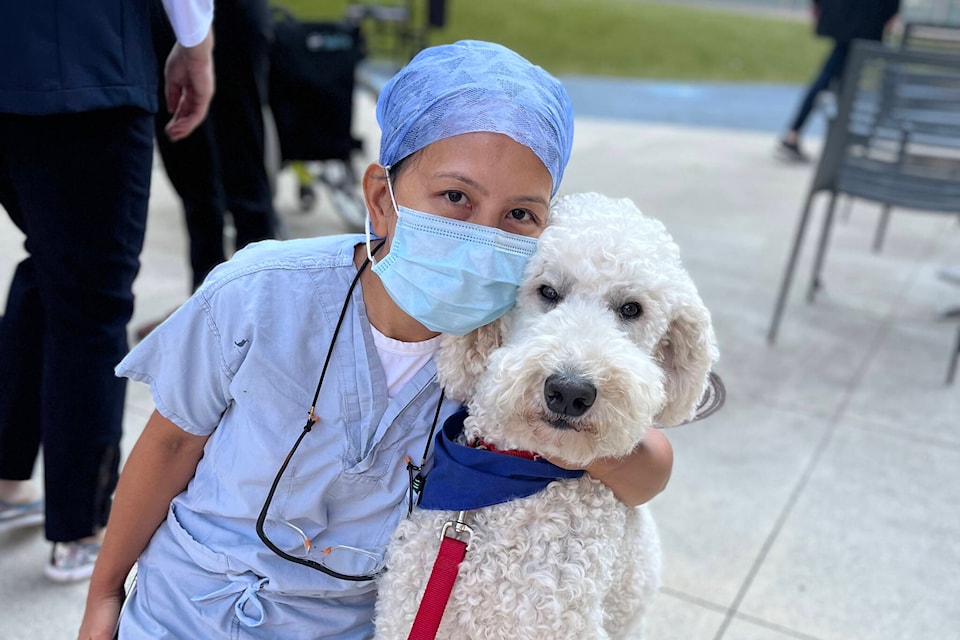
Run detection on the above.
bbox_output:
[0,498,44,534]
[776,138,810,163]
[45,541,101,583]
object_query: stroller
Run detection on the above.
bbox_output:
[267,7,368,231]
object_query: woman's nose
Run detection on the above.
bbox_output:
[464,207,503,230]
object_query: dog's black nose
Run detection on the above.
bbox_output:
[544,374,596,418]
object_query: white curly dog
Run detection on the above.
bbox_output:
[374,192,719,639]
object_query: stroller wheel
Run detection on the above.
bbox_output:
[330,187,366,232]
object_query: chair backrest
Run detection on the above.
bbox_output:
[810,40,960,213]
[901,21,960,54]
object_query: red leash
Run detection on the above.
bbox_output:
[407,511,473,640]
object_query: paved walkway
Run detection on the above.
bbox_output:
[1,81,958,640]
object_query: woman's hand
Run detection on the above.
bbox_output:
[77,583,125,640]
[546,427,674,507]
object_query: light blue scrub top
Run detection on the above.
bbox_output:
[116,235,453,639]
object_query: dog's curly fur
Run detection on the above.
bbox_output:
[374,193,719,639]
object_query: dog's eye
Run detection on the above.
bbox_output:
[620,302,643,319]
[538,285,560,303]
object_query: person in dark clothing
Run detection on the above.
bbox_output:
[778,0,900,161]
[150,0,277,294]
[0,0,214,582]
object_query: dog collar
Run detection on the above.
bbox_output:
[418,408,584,511]
[469,438,542,461]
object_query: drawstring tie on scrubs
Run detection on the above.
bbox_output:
[192,575,270,628]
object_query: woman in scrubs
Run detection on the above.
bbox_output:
[78,40,673,640]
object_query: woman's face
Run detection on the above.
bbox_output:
[367,132,554,242]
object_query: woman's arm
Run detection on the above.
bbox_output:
[584,427,674,507]
[78,410,209,640]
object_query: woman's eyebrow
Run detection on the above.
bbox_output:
[509,194,550,208]
[432,172,488,196]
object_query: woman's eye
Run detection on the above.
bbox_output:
[539,285,560,303]
[620,302,643,319]
[445,191,465,204]
[509,208,530,221]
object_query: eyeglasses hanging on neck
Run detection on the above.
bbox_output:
[255,242,444,581]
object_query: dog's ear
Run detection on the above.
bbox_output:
[435,318,505,402]
[654,301,719,427]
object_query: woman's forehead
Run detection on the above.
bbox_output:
[414,133,551,192]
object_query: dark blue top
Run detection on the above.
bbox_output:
[0,0,158,115]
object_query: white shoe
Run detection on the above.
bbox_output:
[44,541,101,583]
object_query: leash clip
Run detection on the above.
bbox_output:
[440,511,474,550]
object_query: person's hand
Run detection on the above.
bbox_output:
[163,29,215,142]
[884,15,899,36]
[542,426,673,507]
[77,585,125,640]
[544,450,636,483]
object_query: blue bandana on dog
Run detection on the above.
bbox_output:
[418,408,585,511]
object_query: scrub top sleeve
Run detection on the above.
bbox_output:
[116,292,234,437]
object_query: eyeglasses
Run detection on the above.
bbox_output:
[256,413,389,581]
[262,489,388,581]
[280,520,386,575]
[255,251,388,581]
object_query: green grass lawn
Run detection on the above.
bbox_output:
[274,0,827,83]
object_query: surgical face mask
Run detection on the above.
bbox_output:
[365,170,537,335]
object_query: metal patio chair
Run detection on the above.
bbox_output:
[869,22,960,251]
[767,40,960,383]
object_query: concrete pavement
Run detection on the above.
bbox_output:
[2,83,959,640]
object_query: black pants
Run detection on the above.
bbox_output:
[152,0,276,290]
[788,41,851,135]
[0,108,153,541]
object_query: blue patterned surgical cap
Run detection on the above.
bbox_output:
[376,40,575,196]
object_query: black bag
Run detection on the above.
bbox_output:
[269,8,365,162]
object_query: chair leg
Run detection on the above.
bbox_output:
[872,204,891,253]
[947,325,960,385]
[768,190,818,344]
[839,195,854,222]
[806,190,840,303]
